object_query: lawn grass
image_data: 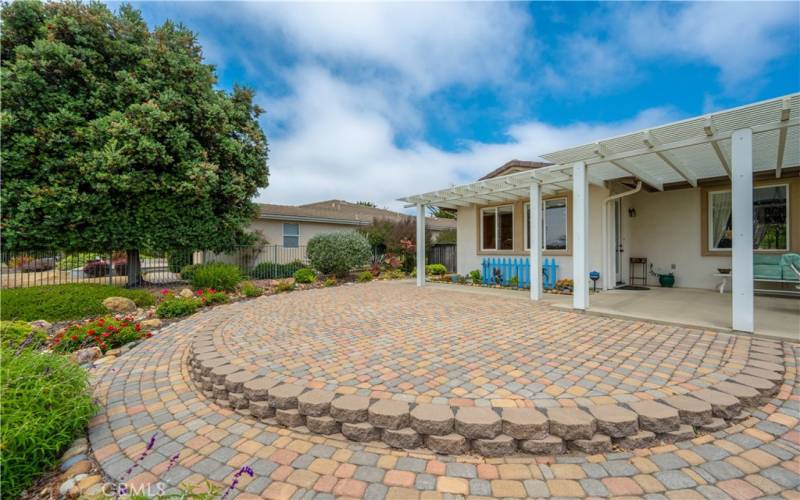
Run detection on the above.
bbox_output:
[0,284,155,322]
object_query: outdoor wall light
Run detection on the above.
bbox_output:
[628,208,637,218]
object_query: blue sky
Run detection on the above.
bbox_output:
[122,1,800,210]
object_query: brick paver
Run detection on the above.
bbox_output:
[88,281,799,498]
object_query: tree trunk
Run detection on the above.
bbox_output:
[126,249,141,288]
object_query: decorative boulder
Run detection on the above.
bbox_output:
[139,318,162,330]
[71,347,102,365]
[179,288,195,298]
[29,320,52,331]
[101,297,136,313]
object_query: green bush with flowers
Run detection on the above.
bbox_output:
[51,316,153,353]
[156,297,201,318]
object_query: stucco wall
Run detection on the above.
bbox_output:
[456,184,610,288]
[624,188,728,289]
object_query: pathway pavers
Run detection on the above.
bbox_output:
[86,282,798,498]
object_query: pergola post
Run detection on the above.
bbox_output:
[529,183,542,300]
[416,203,426,287]
[731,129,754,332]
[572,161,589,310]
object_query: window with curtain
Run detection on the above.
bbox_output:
[709,185,788,251]
[525,198,568,250]
[283,223,299,247]
[481,205,513,250]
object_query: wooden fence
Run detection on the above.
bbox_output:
[481,257,559,289]
[428,244,456,273]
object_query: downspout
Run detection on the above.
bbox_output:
[601,182,642,290]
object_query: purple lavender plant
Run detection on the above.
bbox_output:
[220,465,254,499]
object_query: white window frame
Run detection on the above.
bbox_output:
[524,197,568,251]
[480,205,514,251]
[708,183,790,252]
[282,223,300,248]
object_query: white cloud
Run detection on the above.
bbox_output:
[617,2,798,92]
[259,67,680,211]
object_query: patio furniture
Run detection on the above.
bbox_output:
[629,257,647,286]
[715,253,800,295]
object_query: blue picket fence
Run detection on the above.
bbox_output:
[481,257,559,289]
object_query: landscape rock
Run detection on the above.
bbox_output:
[383,428,422,449]
[410,404,454,435]
[454,407,501,439]
[628,400,680,433]
[268,383,305,409]
[471,434,516,457]
[501,407,549,440]
[298,389,336,417]
[306,415,340,435]
[71,347,102,365]
[662,395,713,426]
[589,405,639,437]
[179,288,195,298]
[368,399,410,429]
[29,320,52,330]
[330,395,371,423]
[342,422,381,442]
[569,434,612,454]
[426,433,469,455]
[614,430,657,449]
[692,389,741,419]
[139,318,163,330]
[519,435,564,455]
[547,408,596,440]
[102,296,137,313]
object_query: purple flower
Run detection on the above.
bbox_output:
[221,465,254,499]
[166,452,181,472]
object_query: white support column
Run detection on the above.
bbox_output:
[529,183,542,300]
[731,129,754,333]
[416,203,426,287]
[572,161,589,310]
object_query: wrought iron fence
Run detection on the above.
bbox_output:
[0,245,308,289]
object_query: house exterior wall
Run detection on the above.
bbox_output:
[456,185,610,288]
[456,176,799,291]
[247,219,358,247]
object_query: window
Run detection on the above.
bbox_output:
[524,198,568,251]
[709,185,789,251]
[481,205,513,250]
[283,223,299,248]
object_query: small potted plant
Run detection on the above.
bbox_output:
[649,264,675,287]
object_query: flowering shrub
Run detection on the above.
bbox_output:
[52,316,151,353]
[156,297,200,318]
[195,288,228,305]
[307,232,371,277]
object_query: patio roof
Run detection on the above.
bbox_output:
[400,93,799,208]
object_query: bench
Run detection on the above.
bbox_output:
[715,253,800,295]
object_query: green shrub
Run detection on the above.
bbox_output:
[510,276,520,288]
[293,268,317,284]
[357,271,373,283]
[52,316,151,353]
[0,284,154,322]
[0,321,47,350]
[323,277,337,287]
[469,269,482,284]
[275,280,295,293]
[240,281,263,297]
[307,232,371,277]
[156,297,201,318]
[0,348,96,499]
[381,270,405,280]
[250,260,305,279]
[426,264,447,276]
[180,264,198,281]
[167,250,193,273]
[189,263,241,291]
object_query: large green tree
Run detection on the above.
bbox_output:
[1,1,269,285]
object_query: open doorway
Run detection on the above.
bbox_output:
[614,199,624,286]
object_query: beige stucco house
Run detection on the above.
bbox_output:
[401,94,800,336]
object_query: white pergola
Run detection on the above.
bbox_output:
[401,93,799,333]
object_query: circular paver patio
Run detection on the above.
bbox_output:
[197,281,766,407]
[88,281,800,498]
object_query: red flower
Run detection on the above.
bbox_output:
[97,319,105,325]
[135,324,142,332]
[209,288,216,294]
[201,298,206,303]
[146,332,153,338]
[102,332,110,338]
[71,335,78,341]
[87,329,96,335]
[196,289,203,295]
[161,289,170,295]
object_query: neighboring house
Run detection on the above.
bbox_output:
[401,94,800,334]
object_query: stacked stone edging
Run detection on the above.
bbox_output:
[186,336,786,457]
